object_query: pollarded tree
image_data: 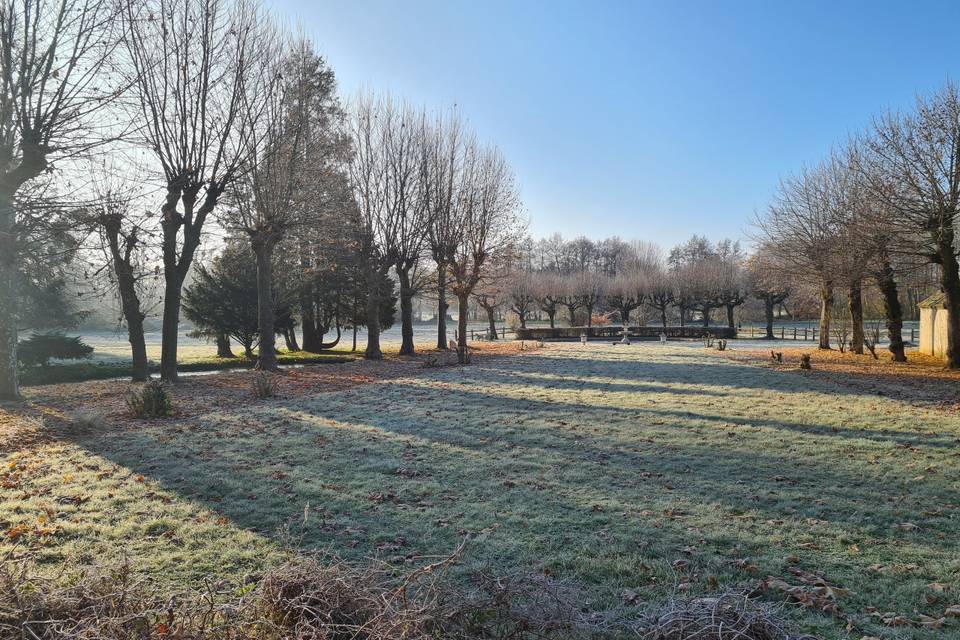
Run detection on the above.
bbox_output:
[506,270,536,328]
[346,94,426,360]
[573,269,607,327]
[79,175,156,380]
[449,143,522,361]
[424,110,467,350]
[645,267,675,328]
[865,85,960,366]
[745,248,790,339]
[556,273,583,326]
[715,239,747,329]
[0,0,121,400]
[226,37,319,371]
[532,271,561,328]
[123,0,276,381]
[756,161,844,349]
[606,272,643,326]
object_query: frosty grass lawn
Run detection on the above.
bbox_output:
[4,342,960,638]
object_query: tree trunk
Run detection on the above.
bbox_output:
[547,309,556,328]
[287,325,300,352]
[485,306,498,340]
[586,305,594,327]
[282,328,295,352]
[436,265,448,350]
[937,235,960,368]
[253,243,277,371]
[0,191,19,400]
[726,304,735,329]
[243,343,254,359]
[660,308,668,328]
[818,281,833,350]
[159,273,184,381]
[764,297,775,339]
[876,259,906,362]
[566,304,577,326]
[621,307,631,326]
[300,293,321,352]
[126,307,149,382]
[679,305,686,327]
[364,266,383,360]
[848,279,864,355]
[397,267,415,356]
[702,306,711,328]
[216,331,235,358]
[108,250,149,382]
[352,325,358,352]
[457,293,469,360]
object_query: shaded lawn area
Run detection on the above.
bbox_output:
[3,343,960,639]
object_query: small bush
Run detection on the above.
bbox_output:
[62,410,105,435]
[252,372,278,399]
[17,332,93,368]
[126,380,173,418]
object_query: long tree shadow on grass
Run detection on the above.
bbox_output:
[62,344,960,639]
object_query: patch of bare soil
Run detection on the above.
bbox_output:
[0,341,532,453]
[715,344,960,410]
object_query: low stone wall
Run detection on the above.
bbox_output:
[514,326,737,341]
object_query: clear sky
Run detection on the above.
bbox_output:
[269,0,960,248]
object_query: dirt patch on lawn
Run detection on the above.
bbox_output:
[714,344,960,410]
[0,341,532,452]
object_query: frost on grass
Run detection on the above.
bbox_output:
[2,343,960,639]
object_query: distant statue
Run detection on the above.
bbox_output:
[659,331,667,345]
[620,325,631,345]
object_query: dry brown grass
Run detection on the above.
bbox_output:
[0,550,806,640]
[716,344,960,409]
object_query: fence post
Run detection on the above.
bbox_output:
[911,328,915,342]
[793,328,797,340]
[780,327,784,339]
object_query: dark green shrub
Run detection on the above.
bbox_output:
[17,332,93,367]
[125,380,173,418]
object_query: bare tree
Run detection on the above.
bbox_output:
[865,84,960,366]
[645,267,675,328]
[78,172,156,381]
[506,269,536,328]
[745,247,790,340]
[386,106,429,356]
[448,143,522,361]
[226,37,327,371]
[424,110,466,350]
[532,271,561,328]
[756,161,844,349]
[0,0,120,399]
[123,0,274,380]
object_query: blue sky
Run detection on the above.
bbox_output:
[271,0,960,248]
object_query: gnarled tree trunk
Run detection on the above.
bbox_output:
[253,240,277,371]
[937,233,960,369]
[457,293,470,362]
[764,296,775,339]
[364,266,383,360]
[848,279,864,355]
[0,192,19,400]
[818,281,833,350]
[397,267,415,356]
[436,266,448,350]
[876,258,906,362]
